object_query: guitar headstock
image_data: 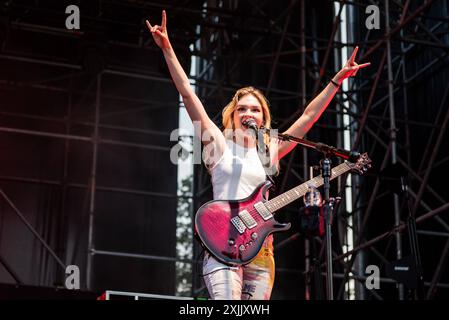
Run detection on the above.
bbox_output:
[347,153,372,175]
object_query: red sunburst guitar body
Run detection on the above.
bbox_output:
[194,180,290,266]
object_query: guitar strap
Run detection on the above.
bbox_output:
[256,129,276,186]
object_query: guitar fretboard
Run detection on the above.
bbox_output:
[265,162,351,213]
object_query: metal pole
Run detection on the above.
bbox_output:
[321,157,333,300]
[332,203,449,263]
[266,2,291,97]
[0,189,66,270]
[86,73,101,290]
[346,0,365,300]
[385,0,404,300]
[0,255,23,284]
[412,84,449,215]
[299,0,311,300]
[426,237,449,299]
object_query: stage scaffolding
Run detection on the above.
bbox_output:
[0,0,448,299]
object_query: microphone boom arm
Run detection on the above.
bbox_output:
[260,128,360,163]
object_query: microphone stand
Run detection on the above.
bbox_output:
[401,176,425,299]
[258,128,359,300]
[321,155,333,299]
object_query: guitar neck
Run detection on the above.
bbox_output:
[265,162,351,213]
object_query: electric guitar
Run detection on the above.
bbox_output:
[194,153,371,266]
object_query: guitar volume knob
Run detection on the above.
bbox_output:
[239,245,245,251]
[251,233,258,240]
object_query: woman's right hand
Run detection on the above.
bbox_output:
[146,10,171,50]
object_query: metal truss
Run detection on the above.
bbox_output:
[190,0,449,300]
[0,0,448,300]
[0,0,201,292]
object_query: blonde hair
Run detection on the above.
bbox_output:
[221,86,279,175]
[221,86,271,143]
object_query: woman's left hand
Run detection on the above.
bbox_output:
[333,46,370,84]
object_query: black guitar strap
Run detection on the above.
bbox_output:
[256,129,276,187]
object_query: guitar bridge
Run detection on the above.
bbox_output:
[231,216,247,234]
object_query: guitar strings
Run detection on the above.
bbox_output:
[240,165,349,223]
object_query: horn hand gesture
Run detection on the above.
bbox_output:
[146,10,171,50]
[333,46,370,85]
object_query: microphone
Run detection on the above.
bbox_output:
[242,118,259,132]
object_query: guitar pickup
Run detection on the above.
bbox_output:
[254,202,273,221]
[231,216,247,234]
[239,210,257,229]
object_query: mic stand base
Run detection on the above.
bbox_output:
[321,157,333,300]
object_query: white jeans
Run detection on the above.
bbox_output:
[202,240,275,300]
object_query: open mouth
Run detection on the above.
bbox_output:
[241,117,255,125]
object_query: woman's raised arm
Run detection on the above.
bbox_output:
[146,10,224,149]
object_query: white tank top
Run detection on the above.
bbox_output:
[209,139,267,200]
